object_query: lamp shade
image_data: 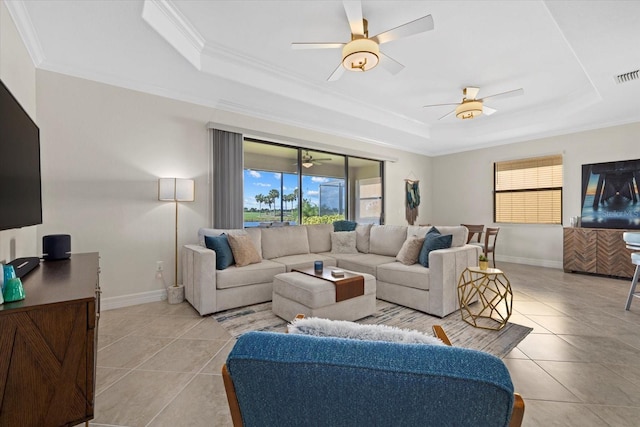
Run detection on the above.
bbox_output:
[158,178,195,202]
[342,38,379,72]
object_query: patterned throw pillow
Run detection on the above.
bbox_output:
[227,233,262,267]
[204,234,235,270]
[330,231,358,254]
[418,227,453,268]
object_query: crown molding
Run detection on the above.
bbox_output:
[142,0,432,145]
[141,0,205,70]
[4,0,45,66]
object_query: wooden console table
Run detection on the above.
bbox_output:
[0,253,100,427]
[563,228,635,278]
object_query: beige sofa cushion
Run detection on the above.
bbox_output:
[369,225,407,256]
[407,225,468,248]
[333,253,397,277]
[270,253,337,272]
[376,262,431,291]
[261,226,310,259]
[356,223,373,253]
[306,224,332,253]
[216,259,286,289]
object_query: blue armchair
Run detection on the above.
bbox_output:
[222,330,524,426]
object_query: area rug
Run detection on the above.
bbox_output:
[213,300,532,358]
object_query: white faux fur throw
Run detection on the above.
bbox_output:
[287,317,444,346]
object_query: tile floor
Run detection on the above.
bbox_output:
[90,262,640,426]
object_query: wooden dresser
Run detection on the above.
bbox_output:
[563,228,635,278]
[0,253,100,427]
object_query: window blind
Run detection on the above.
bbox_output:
[494,155,563,224]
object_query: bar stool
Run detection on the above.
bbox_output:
[623,232,640,310]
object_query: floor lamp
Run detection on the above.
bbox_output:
[159,178,195,302]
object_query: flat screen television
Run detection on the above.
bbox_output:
[581,158,640,229]
[0,79,42,231]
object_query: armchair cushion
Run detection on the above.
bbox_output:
[226,331,516,427]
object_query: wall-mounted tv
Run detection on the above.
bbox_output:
[581,159,640,229]
[0,79,42,231]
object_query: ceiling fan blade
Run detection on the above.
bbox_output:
[291,42,345,50]
[481,88,524,102]
[378,51,404,75]
[371,14,434,45]
[315,158,332,161]
[343,0,364,37]
[483,105,497,116]
[439,109,456,120]
[423,102,459,108]
[465,87,480,100]
[327,63,345,81]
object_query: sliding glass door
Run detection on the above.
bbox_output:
[243,140,383,227]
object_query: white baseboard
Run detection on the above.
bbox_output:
[498,255,563,269]
[101,289,167,311]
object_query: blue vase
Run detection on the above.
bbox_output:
[3,277,25,302]
[3,265,16,292]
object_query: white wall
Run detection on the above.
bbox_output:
[431,122,640,268]
[0,0,38,264]
[35,70,432,303]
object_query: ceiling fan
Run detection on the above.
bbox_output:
[292,0,434,81]
[296,151,332,168]
[423,87,524,120]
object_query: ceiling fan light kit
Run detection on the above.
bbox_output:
[456,100,483,120]
[302,161,314,168]
[342,38,379,72]
[424,87,524,121]
[292,1,434,80]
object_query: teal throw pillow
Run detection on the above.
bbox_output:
[204,234,235,270]
[418,227,453,267]
[333,220,357,232]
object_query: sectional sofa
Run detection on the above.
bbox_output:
[182,224,480,318]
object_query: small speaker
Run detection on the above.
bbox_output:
[43,234,71,261]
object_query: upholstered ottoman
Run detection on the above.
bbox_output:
[272,268,377,321]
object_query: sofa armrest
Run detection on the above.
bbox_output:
[428,244,481,317]
[183,244,217,316]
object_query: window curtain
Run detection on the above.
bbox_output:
[211,129,243,229]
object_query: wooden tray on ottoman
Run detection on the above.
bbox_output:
[293,267,365,302]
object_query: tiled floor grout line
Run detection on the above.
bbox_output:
[95,316,207,398]
[143,332,235,426]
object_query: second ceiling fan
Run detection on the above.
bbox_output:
[424,87,524,120]
[292,0,434,81]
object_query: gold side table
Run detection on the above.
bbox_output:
[458,267,513,330]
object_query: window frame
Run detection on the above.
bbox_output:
[243,139,385,226]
